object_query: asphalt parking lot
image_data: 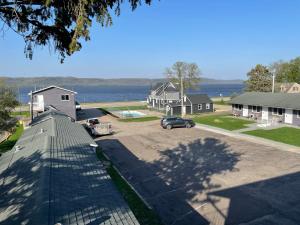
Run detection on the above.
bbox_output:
[94,111,300,225]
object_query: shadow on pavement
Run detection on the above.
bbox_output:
[98,137,241,225]
[76,108,106,121]
[208,171,300,225]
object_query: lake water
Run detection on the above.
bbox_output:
[18,83,245,104]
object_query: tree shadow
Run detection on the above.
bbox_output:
[98,137,241,225]
[208,171,300,225]
[0,143,137,225]
[76,108,106,121]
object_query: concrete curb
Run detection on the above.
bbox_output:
[101,151,153,210]
[195,124,300,154]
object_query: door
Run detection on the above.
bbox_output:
[242,105,248,117]
[262,107,269,122]
[285,109,293,124]
[37,95,44,111]
[175,118,185,127]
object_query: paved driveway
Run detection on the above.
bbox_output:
[96,115,300,225]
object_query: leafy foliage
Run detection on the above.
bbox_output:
[0,123,23,154]
[0,0,153,62]
[166,61,201,91]
[245,64,272,92]
[0,79,19,132]
[271,57,300,83]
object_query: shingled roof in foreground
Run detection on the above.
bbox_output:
[0,110,139,225]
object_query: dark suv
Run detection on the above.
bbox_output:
[161,117,195,129]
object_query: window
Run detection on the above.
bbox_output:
[297,110,300,118]
[252,106,261,113]
[233,104,243,111]
[206,103,210,109]
[198,104,202,110]
[272,108,283,116]
[61,94,69,101]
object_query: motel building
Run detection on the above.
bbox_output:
[230,92,300,126]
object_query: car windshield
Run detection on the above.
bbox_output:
[89,119,99,124]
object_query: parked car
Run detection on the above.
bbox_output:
[76,101,81,111]
[161,117,195,129]
[84,118,112,136]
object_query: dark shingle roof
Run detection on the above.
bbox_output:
[230,92,300,109]
[186,94,212,104]
[0,111,139,225]
[166,94,212,107]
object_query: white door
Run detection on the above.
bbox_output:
[37,95,44,111]
[242,105,248,117]
[262,107,269,122]
[285,109,293,124]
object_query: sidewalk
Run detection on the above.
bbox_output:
[195,124,300,154]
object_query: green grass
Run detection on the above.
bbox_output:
[244,127,300,147]
[118,116,160,122]
[213,100,230,105]
[101,105,147,111]
[10,111,30,117]
[193,115,254,130]
[0,123,24,155]
[96,149,163,225]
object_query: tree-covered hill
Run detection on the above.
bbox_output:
[0,76,243,87]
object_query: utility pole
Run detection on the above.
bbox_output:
[272,73,275,93]
[181,74,184,118]
[30,91,33,122]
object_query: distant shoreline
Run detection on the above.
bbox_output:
[2,76,244,88]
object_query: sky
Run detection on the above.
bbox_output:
[1,0,300,79]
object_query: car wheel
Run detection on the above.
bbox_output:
[166,125,172,130]
[186,123,191,128]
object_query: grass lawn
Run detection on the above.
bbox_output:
[193,115,254,130]
[118,116,160,122]
[0,123,24,155]
[213,100,230,105]
[10,111,30,117]
[96,149,163,225]
[101,105,147,112]
[244,127,300,147]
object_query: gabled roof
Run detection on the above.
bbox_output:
[151,82,178,96]
[230,92,300,110]
[186,94,213,104]
[166,94,212,107]
[29,85,77,95]
[0,110,139,225]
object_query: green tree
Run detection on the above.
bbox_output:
[165,61,201,91]
[245,64,272,92]
[272,57,300,83]
[0,0,153,62]
[0,79,19,132]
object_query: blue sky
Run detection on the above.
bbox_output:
[1,0,300,79]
